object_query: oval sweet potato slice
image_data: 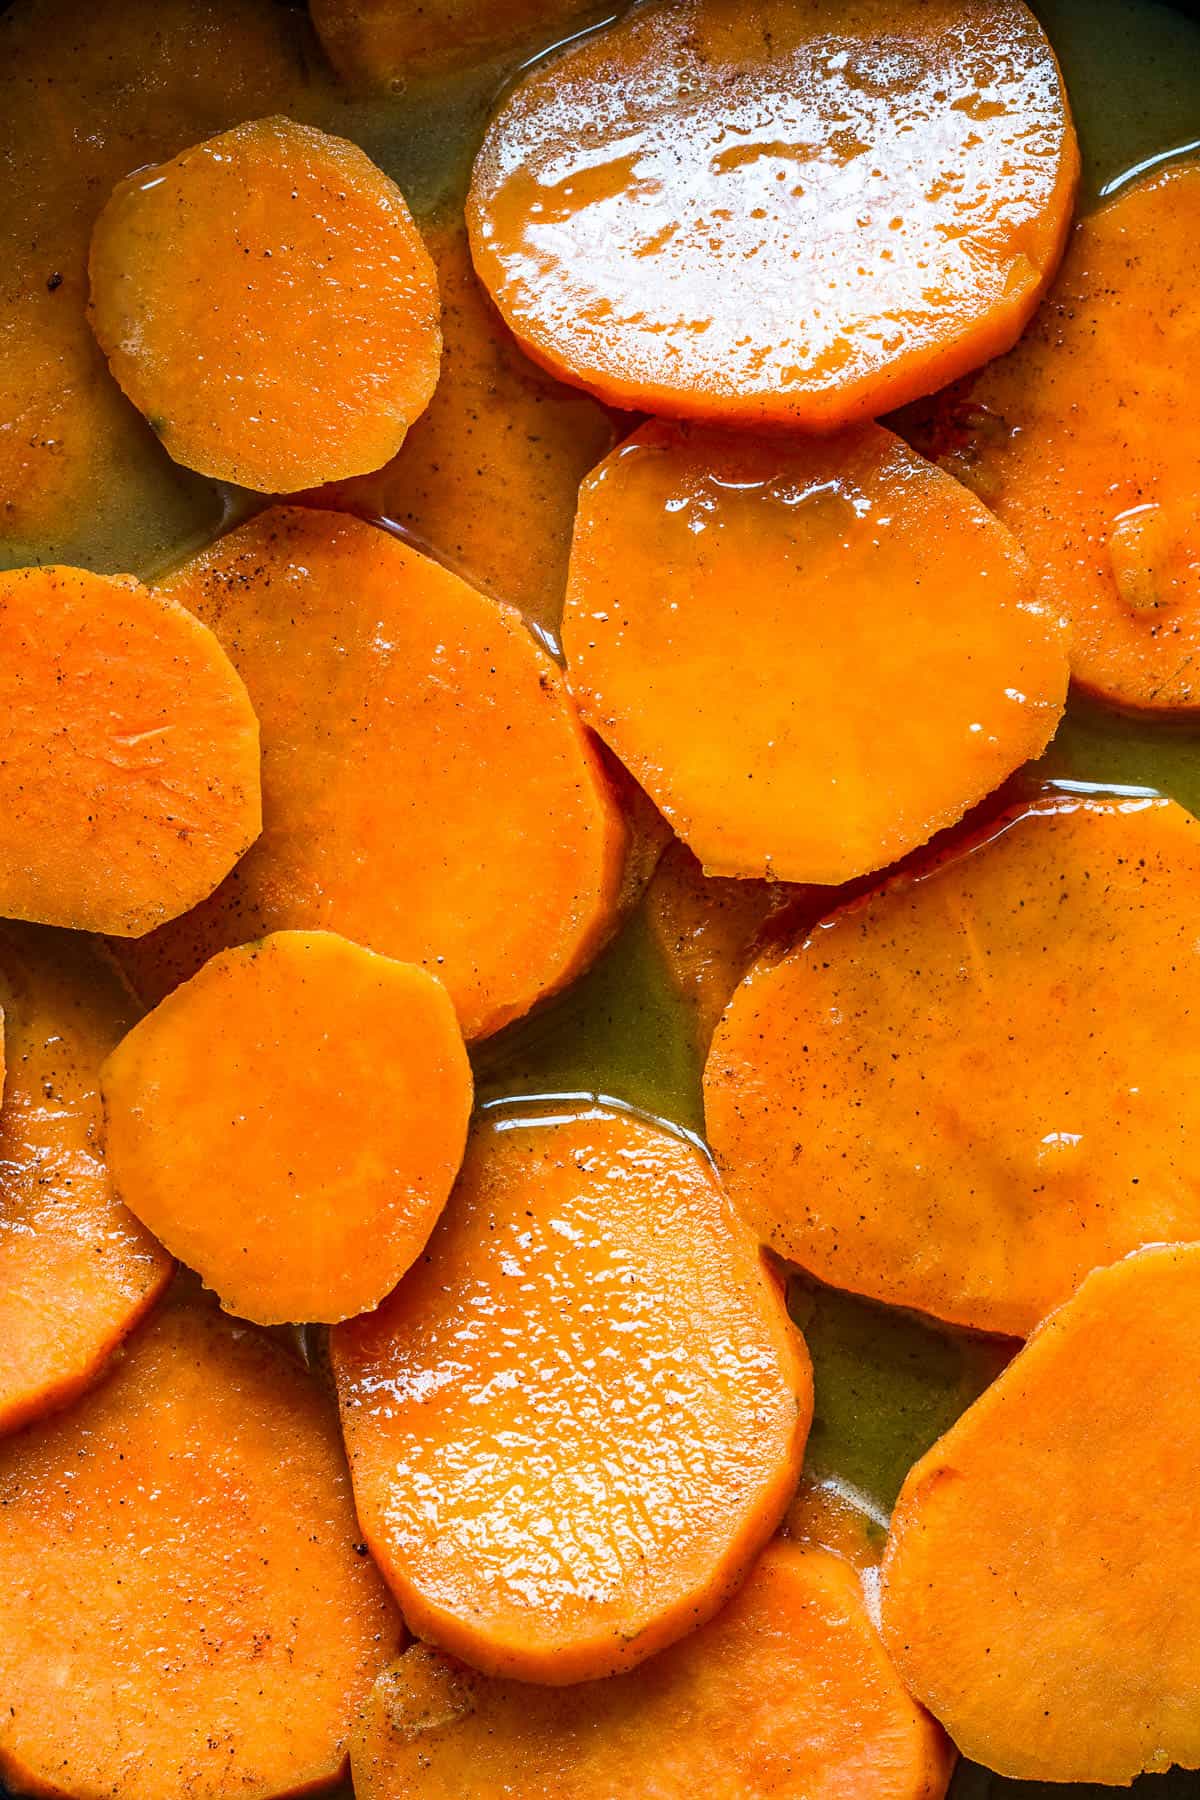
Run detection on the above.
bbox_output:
[354,1541,953,1800]
[333,1103,810,1684]
[707,791,1200,1337]
[115,507,626,1040]
[882,1243,1200,1785]
[0,1292,403,1800]
[88,116,441,492]
[564,422,1068,885]
[0,927,171,1436]
[467,0,1078,426]
[103,931,472,1326]
[904,162,1200,713]
[0,564,260,936]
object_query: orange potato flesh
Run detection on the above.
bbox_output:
[882,1243,1200,1785]
[706,792,1200,1338]
[564,421,1068,884]
[114,507,625,1040]
[0,565,261,936]
[0,1293,403,1800]
[88,116,441,493]
[103,932,472,1327]
[466,0,1078,427]
[333,1104,810,1684]
[643,839,812,1055]
[902,162,1200,713]
[0,0,304,555]
[308,220,619,640]
[311,0,609,88]
[0,927,171,1437]
[783,1477,884,1574]
[353,1542,953,1800]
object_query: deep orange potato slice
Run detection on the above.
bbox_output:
[783,1477,884,1574]
[103,931,472,1326]
[882,1243,1200,1784]
[707,792,1200,1338]
[903,162,1200,713]
[309,220,619,639]
[354,1541,953,1800]
[0,0,304,556]
[115,508,625,1040]
[0,927,171,1436]
[311,0,608,87]
[333,1103,810,1684]
[88,116,441,492]
[643,839,806,1054]
[0,1293,403,1800]
[466,0,1078,427]
[564,422,1068,884]
[0,565,260,936]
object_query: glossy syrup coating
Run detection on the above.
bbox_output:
[883,1244,1200,1784]
[0,926,171,1436]
[563,421,1068,884]
[332,1103,811,1684]
[352,1542,954,1800]
[113,508,626,1041]
[102,932,472,1326]
[707,793,1200,1338]
[467,0,1079,427]
[88,116,441,492]
[0,1293,403,1800]
[903,161,1200,713]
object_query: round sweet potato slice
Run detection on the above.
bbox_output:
[564,422,1068,884]
[0,926,171,1437]
[904,162,1200,713]
[115,507,626,1040]
[466,0,1078,426]
[103,931,472,1325]
[354,1542,953,1800]
[0,564,260,936]
[0,1293,403,1800]
[88,116,441,491]
[333,1102,810,1684]
[707,792,1200,1337]
[882,1243,1200,1785]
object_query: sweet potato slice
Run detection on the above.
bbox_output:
[0,0,304,560]
[882,1243,1200,1784]
[903,162,1200,713]
[333,1103,810,1683]
[0,1291,402,1800]
[0,927,171,1436]
[88,116,441,492]
[783,1478,884,1574]
[643,840,811,1055]
[564,422,1068,885]
[309,221,619,639]
[0,564,260,936]
[116,508,625,1039]
[353,1541,953,1800]
[466,0,1078,427]
[103,931,472,1326]
[707,792,1200,1337]
[311,0,607,88]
